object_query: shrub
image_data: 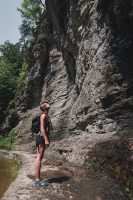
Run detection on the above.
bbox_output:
[0,130,17,150]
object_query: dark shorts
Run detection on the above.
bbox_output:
[35,134,45,147]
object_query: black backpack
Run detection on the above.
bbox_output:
[31,114,40,134]
[31,113,53,134]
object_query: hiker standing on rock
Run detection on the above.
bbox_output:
[33,101,52,186]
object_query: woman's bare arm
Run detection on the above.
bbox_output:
[40,114,49,145]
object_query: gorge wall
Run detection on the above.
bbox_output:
[3,0,133,165]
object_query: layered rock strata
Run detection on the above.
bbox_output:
[2,0,133,166]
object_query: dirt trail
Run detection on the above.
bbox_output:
[0,150,129,200]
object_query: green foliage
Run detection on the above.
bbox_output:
[0,41,23,68]
[0,130,17,150]
[0,41,24,124]
[17,62,27,87]
[0,61,17,108]
[18,0,43,23]
[18,0,45,44]
[0,0,45,128]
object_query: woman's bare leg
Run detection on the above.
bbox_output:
[35,144,45,180]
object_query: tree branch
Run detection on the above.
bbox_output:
[40,0,45,7]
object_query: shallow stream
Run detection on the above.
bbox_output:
[0,156,17,198]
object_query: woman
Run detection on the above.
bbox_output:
[33,101,51,186]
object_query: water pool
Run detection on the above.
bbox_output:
[0,156,17,198]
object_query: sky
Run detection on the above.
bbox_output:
[0,0,23,45]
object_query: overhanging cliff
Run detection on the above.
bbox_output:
[2,0,133,166]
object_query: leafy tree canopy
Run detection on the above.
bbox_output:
[0,41,24,74]
[0,0,45,128]
[17,0,45,44]
[0,41,25,123]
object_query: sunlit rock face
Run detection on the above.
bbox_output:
[15,0,133,135]
[3,0,133,163]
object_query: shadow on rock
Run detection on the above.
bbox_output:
[48,176,71,184]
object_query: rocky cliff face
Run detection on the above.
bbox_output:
[3,0,133,165]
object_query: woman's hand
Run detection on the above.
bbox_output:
[45,138,50,148]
